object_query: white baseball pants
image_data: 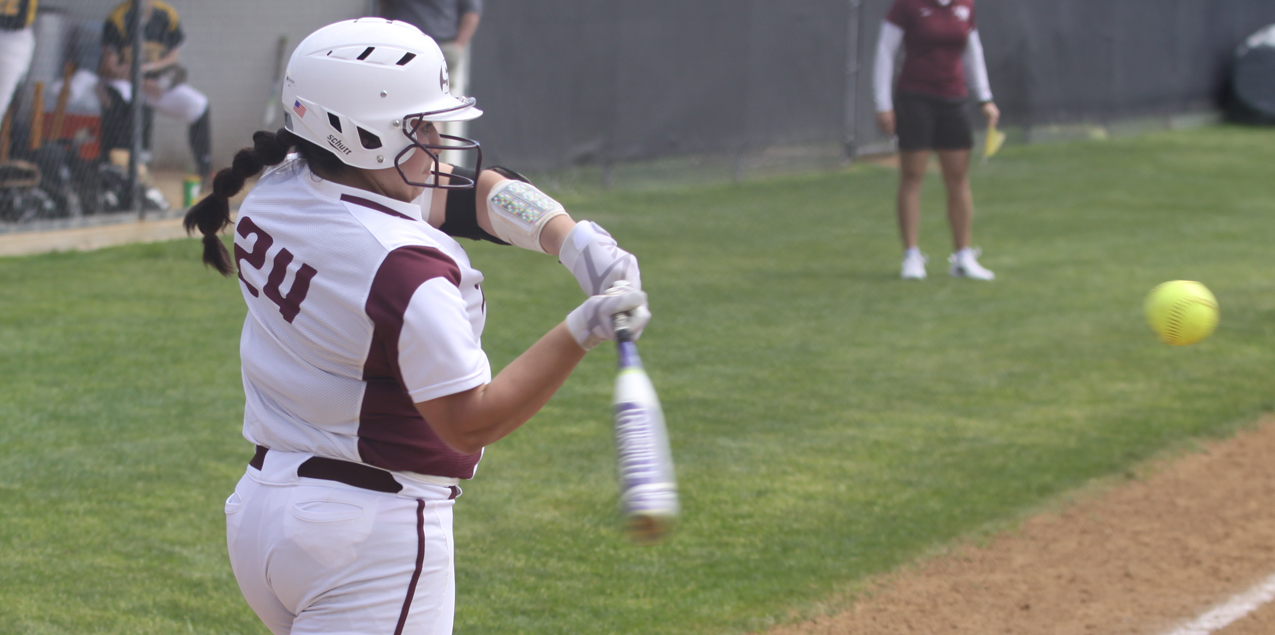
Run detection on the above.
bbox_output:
[225,450,457,635]
[0,27,34,119]
[107,78,208,124]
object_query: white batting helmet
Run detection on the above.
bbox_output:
[281,18,483,187]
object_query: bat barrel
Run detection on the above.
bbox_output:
[610,308,678,545]
[613,361,679,545]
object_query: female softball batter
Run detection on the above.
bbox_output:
[874,0,998,280]
[185,19,648,634]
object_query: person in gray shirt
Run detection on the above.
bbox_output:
[377,0,481,163]
[377,0,481,46]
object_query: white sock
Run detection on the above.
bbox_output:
[954,247,973,259]
[904,247,922,258]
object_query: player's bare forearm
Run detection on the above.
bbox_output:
[145,48,181,74]
[456,12,480,48]
[100,47,180,78]
[981,101,1000,128]
[414,322,585,454]
[536,216,575,255]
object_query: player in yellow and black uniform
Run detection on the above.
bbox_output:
[99,0,212,180]
[0,0,35,30]
[0,0,36,120]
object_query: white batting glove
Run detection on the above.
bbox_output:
[566,282,651,350]
[559,221,642,296]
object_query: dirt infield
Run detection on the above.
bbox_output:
[0,216,190,258]
[765,416,1275,635]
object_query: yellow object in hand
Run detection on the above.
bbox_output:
[1144,281,1219,346]
[983,122,1006,159]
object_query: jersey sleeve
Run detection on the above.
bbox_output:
[459,0,482,16]
[884,0,909,29]
[399,277,490,403]
[874,21,904,112]
[161,8,184,50]
[365,245,490,405]
[962,29,993,103]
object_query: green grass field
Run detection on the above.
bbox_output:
[2,125,1273,634]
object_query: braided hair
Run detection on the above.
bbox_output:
[183,128,347,276]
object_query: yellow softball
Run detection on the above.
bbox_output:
[1144,281,1219,346]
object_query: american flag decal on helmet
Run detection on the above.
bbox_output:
[293,100,307,117]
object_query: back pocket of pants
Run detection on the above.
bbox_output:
[291,500,364,523]
[284,498,375,568]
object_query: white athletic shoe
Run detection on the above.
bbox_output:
[949,248,995,280]
[900,251,927,280]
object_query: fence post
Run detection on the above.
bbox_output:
[128,2,145,221]
[843,0,863,162]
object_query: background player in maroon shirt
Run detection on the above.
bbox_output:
[873,0,999,280]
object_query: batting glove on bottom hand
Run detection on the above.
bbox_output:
[559,221,642,296]
[566,282,651,350]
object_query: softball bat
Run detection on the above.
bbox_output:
[612,312,679,545]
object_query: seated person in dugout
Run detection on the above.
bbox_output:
[97,0,211,184]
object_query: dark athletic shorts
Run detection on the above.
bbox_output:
[895,91,973,152]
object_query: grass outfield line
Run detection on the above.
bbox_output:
[1,125,1273,634]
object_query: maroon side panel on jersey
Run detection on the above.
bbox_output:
[359,245,482,478]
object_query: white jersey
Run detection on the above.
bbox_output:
[232,156,490,479]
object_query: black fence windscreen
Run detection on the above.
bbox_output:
[469,1,851,170]
[467,0,1275,172]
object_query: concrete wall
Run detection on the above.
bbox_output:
[150,1,371,171]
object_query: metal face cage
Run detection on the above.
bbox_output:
[394,99,482,190]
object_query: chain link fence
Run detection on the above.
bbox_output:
[1,0,205,231]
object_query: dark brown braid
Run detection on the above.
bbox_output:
[183,128,347,276]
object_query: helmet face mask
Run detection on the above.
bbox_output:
[281,19,483,188]
[395,113,483,190]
